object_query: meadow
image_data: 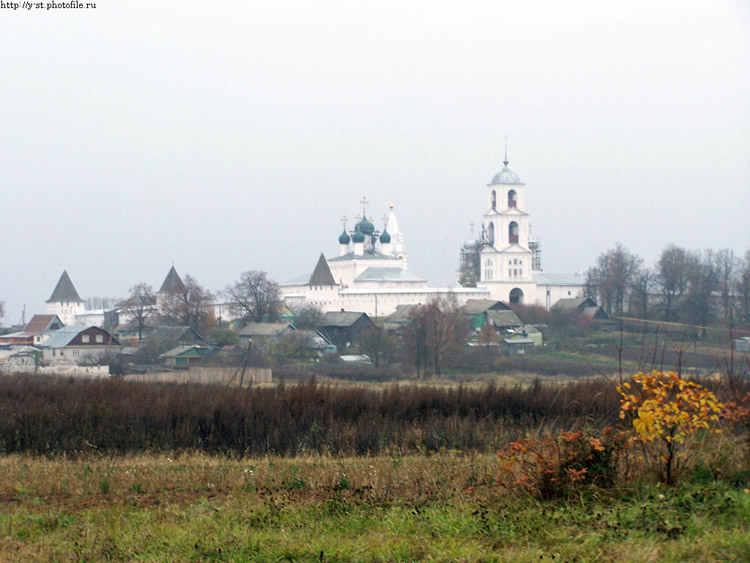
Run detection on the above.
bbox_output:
[0,452,748,561]
[0,370,747,561]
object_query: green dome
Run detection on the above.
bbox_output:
[379,229,391,243]
[351,228,365,243]
[357,216,375,236]
[338,230,351,244]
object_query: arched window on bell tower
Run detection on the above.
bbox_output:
[491,190,497,210]
[509,221,519,244]
[508,189,517,208]
[487,222,495,245]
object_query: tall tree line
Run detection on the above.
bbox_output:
[585,244,750,331]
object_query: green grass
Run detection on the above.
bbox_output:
[0,453,748,561]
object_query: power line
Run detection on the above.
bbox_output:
[612,316,749,336]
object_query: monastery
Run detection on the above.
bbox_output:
[280,154,584,316]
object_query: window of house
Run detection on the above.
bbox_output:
[96,335,103,343]
[82,335,90,343]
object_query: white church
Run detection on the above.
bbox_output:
[466,151,586,308]
[280,199,490,317]
[280,153,585,316]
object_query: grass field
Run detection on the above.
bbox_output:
[0,453,748,562]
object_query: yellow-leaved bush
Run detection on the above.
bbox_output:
[617,371,723,484]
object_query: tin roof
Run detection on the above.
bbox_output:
[42,326,91,348]
[354,268,425,283]
[24,314,64,335]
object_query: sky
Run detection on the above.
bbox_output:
[1,0,748,325]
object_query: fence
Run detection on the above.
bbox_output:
[124,366,272,386]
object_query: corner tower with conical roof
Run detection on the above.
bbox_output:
[478,148,539,305]
[156,265,187,317]
[45,270,85,324]
[158,265,186,295]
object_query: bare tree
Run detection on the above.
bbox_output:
[359,325,398,368]
[225,271,280,323]
[159,275,215,332]
[656,244,695,322]
[586,243,643,319]
[714,248,738,327]
[404,307,428,378]
[292,303,323,329]
[0,301,4,325]
[404,298,467,376]
[682,250,718,337]
[630,267,656,321]
[738,250,750,330]
[123,283,156,342]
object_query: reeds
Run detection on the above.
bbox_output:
[0,374,622,457]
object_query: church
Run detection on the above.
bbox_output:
[279,199,490,317]
[280,152,585,317]
[461,151,585,307]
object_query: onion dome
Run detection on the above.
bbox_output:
[351,227,365,243]
[356,216,375,236]
[490,166,522,185]
[490,152,522,185]
[379,229,391,244]
[338,230,351,244]
[463,239,479,251]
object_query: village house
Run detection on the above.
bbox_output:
[237,322,296,348]
[461,299,522,332]
[318,311,376,348]
[41,326,121,363]
[552,297,610,320]
[159,345,213,367]
[0,314,64,347]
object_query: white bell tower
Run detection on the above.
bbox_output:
[478,144,538,304]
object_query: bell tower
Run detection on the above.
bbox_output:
[478,144,539,304]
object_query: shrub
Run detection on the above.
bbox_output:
[496,428,627,500]
[617,371,723,485]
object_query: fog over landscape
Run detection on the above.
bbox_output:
[1,0,748,324]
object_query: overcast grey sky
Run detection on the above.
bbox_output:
[1,0,748,325]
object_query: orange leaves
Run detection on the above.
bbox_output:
[497,429,624,499]
[588,437,605,452]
